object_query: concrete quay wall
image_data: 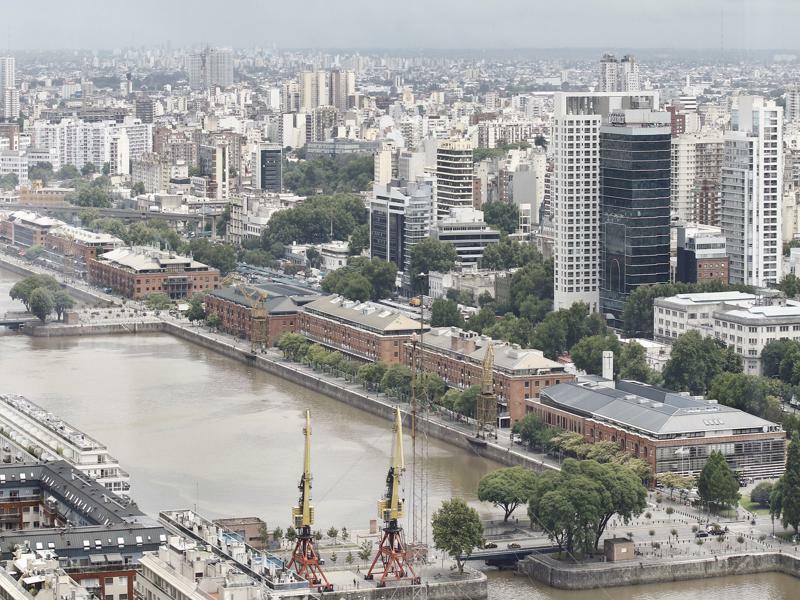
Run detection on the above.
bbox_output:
[28,322,165,337]
[520,551,800,590]
[165,324,551,472]
[332,574,487,600]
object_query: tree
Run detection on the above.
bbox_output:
[750,482,774,508]
[482,202,519,235]
[131,181,146,197]
[761,339,800,379]
[29,287,55,322]
[430,298,463,327]
[778,274,800,298]
[570,333,621,377]
[380,364,413,399]
[454,386,480,418]
[618,342,655,382]
[286,526,297,543]
[357,540,373,564]
[418,373,447,406]
[708,372,789,420]
[697,451,740,511]
[431,498,484,574]
[481,238,543,270]
[357,362,387,391]
[185,295,206,324]
[349,223,370,256]
[327,526,339,544]
[272,526,284,542]
[663,331,742,395]
[206,313,221,330]
[261,193,367,248]
[10,275,61,311]
[28,162,53,185]
[657,472,693,500]
[282,155,373,196]
[477,467,539,522]
[466,307,497,334]
[145,292,172,310]
[530,313,567,360]
[321,257,397,301]
[81,162,97,176]
[409,239,458,292]
[52,290,75,321]
[278,333,310,362]
[0,173,19,190]
[56,164,80,180]
[184,240,237,275]
[774,433,800,534]
[512,414,557,451]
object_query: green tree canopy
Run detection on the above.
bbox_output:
[29,287,55,322]
[52,290,75,321]
[697,451,740,511]
[772,433,800,533]
[750,482,774,508]
[321,257,398,301]
[480,238,543,270]
[409,239,458,292]
[9,275,61,311]
[570,333,621,377]
[662,331,742,395]
[482,202,519,235]
[261,193,367,248]
[430,298,463,327]
[145,292,172,310]
[477,467,539,521]
[283,155,373,196]
[431,498,484,573]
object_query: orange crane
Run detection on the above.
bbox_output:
[365,408,420,586]
[287,410,332,591]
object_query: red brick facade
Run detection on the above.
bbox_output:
[204,293,297,345]
[87,258,219,299]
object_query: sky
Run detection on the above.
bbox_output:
[1,0,799,51]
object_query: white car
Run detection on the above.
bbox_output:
[511,433,523,444]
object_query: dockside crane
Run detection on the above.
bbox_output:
[476,343,498,440]
[365,408,420,587]
[287,410,332,592]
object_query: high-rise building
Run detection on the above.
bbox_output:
[187,48,234,90]
[599,109,672,326]
[299,70,329,111]
[785,85,800,123]
[369,178,434,290]
[432,208,501,266]
[435,139,474,219]
[671,132,724,225]
[0,56,19,121]
[597,54,640,93]
[198,142,229,200]
[329,68,355,112]
[721,96,783,287]
[135,96,155,124]
[552,91,660,312]
[252,143,282,193]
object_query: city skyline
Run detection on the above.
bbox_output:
[2,0,800,51]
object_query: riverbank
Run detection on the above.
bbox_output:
[0,255,115,306]
[520,550,800,590]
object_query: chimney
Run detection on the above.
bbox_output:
[602,351,614,381]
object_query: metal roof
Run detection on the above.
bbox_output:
[541,381,779,437]
[303,295,424,333]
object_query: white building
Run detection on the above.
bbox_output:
[187,48,234,90]
[432,207,501,266]
[652,290,800,375]
[0,56,19,120]
[320,240,350,271]
[671,131,724,225]
[551,91,660,311]
[720,96,783,287]
[435,138,473,219]
[0,150,28,186]
[597,54,640,92]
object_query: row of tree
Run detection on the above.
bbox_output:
[320,257,397,302]
[9,275,75,322]
[282,155,374,196]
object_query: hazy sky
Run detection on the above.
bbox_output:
[2,0,799,51]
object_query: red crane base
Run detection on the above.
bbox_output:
[287,528,333,591]
[365,521,420,587]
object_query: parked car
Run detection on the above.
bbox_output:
[483,542,498,549]
[695,530,709,538]
[511,433,522,444]
[507,543,521,549]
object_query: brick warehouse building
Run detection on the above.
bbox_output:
[402,327,573,425]
[531,379,786,481]
[204,282,319,345]
[298,295,425,364]
[88,246,219,299]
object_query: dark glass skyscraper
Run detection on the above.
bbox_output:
[255,144,282,192]
[599,112,672,328]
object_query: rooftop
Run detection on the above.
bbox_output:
[207,283,318,313]
[95,246,214,273]
[541,380,781,438]
[656,291,757,307]
[304,295,424,333]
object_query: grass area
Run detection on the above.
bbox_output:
[739,496,770,515]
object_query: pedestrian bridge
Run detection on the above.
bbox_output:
[460,543,561,567]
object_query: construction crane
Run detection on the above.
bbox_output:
[476,343,498,440]
[287,410,332,591]
[365,408,420,587]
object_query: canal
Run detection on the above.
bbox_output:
[1,268,798,599]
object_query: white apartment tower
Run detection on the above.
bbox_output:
[785,85,800,123]
[597,54,640,93]
[721,96,783,287]
[187,48,234,90]
[552,91,659,312]
[671,132,724,225]
[0,57,19,121]
[435,139,474,219]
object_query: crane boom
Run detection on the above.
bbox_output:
[380,408,405,521]
[292,410,314,527]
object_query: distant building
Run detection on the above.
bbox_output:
[599,109,672,326]
[671,132,724,226]
[435,139,474,219]
[432,207,501,267]
[88,246,220,299]
[252,143,282,192]
[187,48,234,90]
[597,54,640,92]
[298,295,425,364]
[533,379,785,480]
[721,96,783,287]
[320,240,350,271]
[676,224,728,284]
[135,96,155,124]
[369,178,434,290]
[0,56,19,121]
